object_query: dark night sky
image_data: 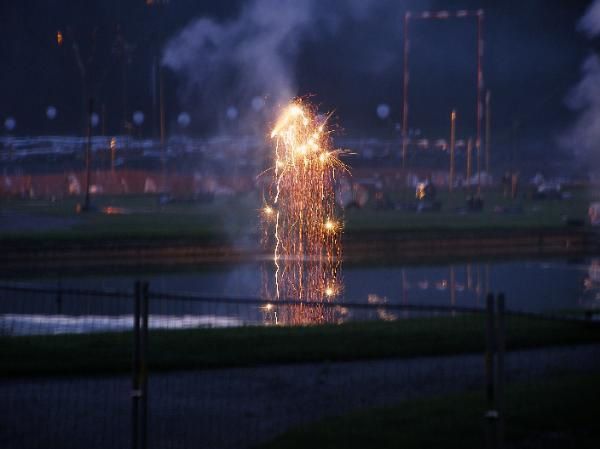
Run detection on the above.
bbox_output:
[0,0,595,166]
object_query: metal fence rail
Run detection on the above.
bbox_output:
[1,281,596,336]
[1,281,599,449]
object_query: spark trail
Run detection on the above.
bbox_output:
[261,100,346,324]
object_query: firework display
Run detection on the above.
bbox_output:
[261,100,346,324]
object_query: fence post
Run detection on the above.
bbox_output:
[484,293,497,449]
[132,281,141,449]
[55,280,63,313]
[495,293,506,449]
[140,281,149,449]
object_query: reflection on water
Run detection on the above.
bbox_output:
[397,263,489,307]
[1,258,597,334]
[260,301,349,326]
[368,294,398,322]
[581,258,600,310]
[260,254,343,325]
[0,314,243,336]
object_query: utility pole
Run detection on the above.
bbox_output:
[62,28,93,211]
[449,109,456,192]
[160,63,166,191]
[58,24,125,211]
[401,11,410,170]
[84,98,94,211]
[122,48,129,137]
[477,133,482,196]
[485,90,491,174]
[466,137,473,188]
[147,0,169,193]
[476,11,484,174]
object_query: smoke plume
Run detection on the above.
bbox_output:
[161,0,413,133]
[162,0,312,120]
[563,0,600,165]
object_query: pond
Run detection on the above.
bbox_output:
[1,257,598,334]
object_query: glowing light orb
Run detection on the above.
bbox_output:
[324,220,337,232]
[376,103,390,120]
[251,96,265,112]
[132,111,144,126]
[226,106,238,121]
[4,117,16,131]
[177,112,191,128]
[46,106,57,120]
[91,113,100,128]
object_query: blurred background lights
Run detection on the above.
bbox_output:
[376,103,390,120]
[4,117,16,131]
[226,106,238,121]
[177,112,191,128]
[133,111,145,126]
[46,106,57,120]
[251,96,265,112]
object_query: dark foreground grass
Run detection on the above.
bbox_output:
[260,374,600,449]
[2,315,600,378]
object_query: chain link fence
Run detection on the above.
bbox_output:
[1,281,599,449]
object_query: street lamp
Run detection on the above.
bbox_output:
[449,109,456,192]
[56,25,125,212]
[146,0,170,192]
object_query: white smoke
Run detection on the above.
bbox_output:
[161,0,412,132]
[578,0,600,37]
[564,55,600,157]
[162,0,315,127]
[563,0,600,163]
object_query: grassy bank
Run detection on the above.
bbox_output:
[2,314,599,378]
[0,188,594,245]
[260,374,600,449]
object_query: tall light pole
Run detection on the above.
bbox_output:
[475,11,484,175]
[58,28,93,210]
[477,133,482,196]
[57,25,124,211]
[485,89,491,174]
[84,98,94,211]
[449,109,456,192]
[401,11,410,170]
[466,137,473,188]
[147,0,169,192]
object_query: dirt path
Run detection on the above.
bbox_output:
[2,344,600,449]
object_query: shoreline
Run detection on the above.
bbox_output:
[0,227,597,276]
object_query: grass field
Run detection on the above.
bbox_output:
[0,193,255,241]
[2,314,599,378]
[259,374,600,449]
[0,186,595,243]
